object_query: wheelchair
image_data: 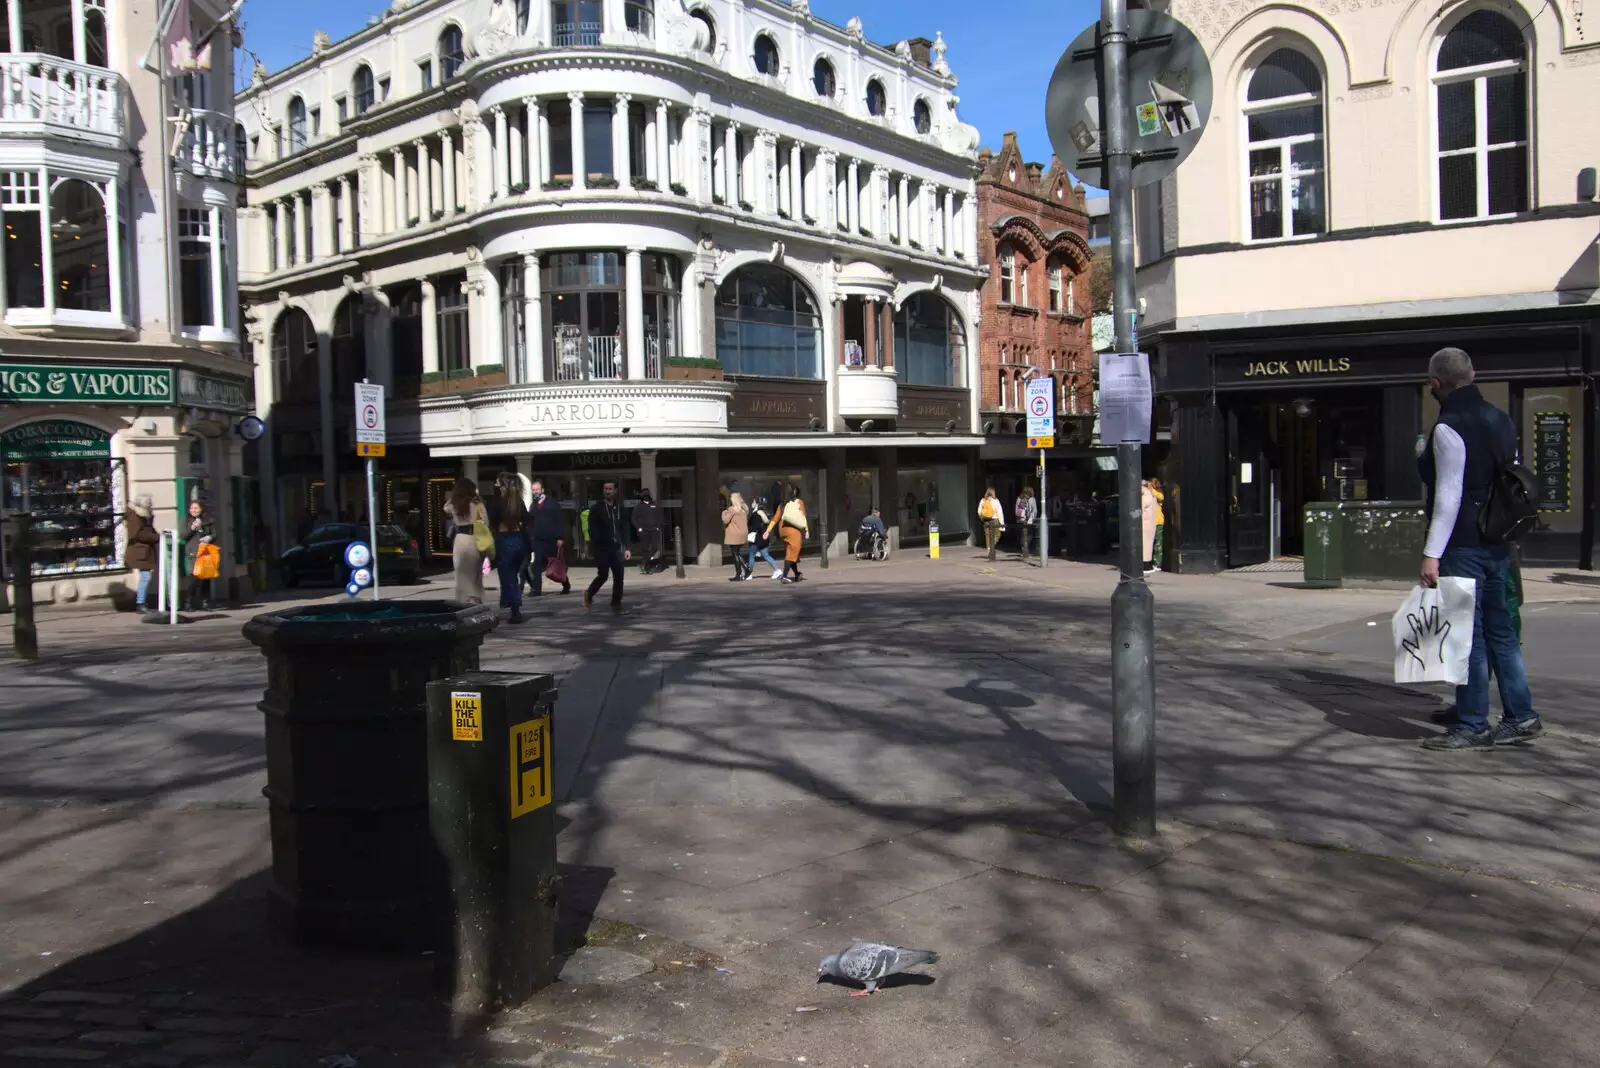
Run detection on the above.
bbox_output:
[853,526,890,562]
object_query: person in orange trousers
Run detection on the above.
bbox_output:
[768,485,809,583]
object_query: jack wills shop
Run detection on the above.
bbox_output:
[1155,317,1595,572]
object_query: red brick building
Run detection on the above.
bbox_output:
[977,133,1094,425]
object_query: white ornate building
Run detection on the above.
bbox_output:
[237,0,987,565]
[1,0,251,606]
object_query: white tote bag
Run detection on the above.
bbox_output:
[1392,577,1476,686]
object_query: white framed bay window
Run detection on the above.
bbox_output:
[0,166,126,328]
[1242,48,1326,242]
[178,205,233,340]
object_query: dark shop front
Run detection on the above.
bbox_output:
[1156,316,1595,572]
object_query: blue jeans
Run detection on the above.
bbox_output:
[747,543,779,574]
[1439,545,1536,733]
[493,531,529,610]
[135,569,152,609]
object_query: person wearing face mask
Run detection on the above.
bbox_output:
[527,478,571,597]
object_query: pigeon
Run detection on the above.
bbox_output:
[818,942,939,996]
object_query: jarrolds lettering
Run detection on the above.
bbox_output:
[1244,357,1353,378]
[521,400,645,425]
[748,398,798,415]
[0,363,175,404]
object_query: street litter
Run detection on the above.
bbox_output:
[796,1005,820,1013]
[714,966,732,973]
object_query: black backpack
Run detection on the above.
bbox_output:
[1477,421,1538,544]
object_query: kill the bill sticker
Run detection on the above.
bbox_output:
[451,691,483,742]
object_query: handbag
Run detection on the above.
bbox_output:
[1393,578,1476,686]
[545,544,569,584]
[192,542,220,580]
[472,503,495,561]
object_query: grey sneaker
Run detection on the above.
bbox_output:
[1421,726,1494,752]
[1489,717,1543,745]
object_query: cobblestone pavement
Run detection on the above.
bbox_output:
[4,552,1599,1067]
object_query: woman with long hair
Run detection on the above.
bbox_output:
[487,472,531,623]
[773,484,808,583]
[721,490,750,581]
[746,496,782,580]
[446,476,485,605]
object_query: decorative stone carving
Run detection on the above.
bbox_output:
[476,0,517,58]
[793,0,811,15]
[312,30,330,55]
[769,241,785,263]
[895,40,912,61]
[252,60,267,86]
[932,31,949,76]
[846,16,864,40]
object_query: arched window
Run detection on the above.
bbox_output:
[551,1,603,47]
[272,308,320,404]
[715,265,822,379]
[865,79,887,117]
[813,58,836,98]
[1243,48,1324,241]
[50,179,110,313]
[83,2,108,67]
[1434,10,1528,220]
[1048,262,1064,313]
[753,33,779,76]
[515,0,531,35]
[894,294,966,388]
[542,252,624,381]
[286,97,308,153]
[352,65,375,115]
[689,8,715,52]
[438,25,465,81]
[330,295,368,395]
[913,99,932,135]
[998,247,1015,304]
[234,123,247,175]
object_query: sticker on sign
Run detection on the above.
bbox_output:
[354,382,386,445]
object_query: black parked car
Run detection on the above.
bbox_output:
[279,523,421,587]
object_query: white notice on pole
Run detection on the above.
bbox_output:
[1098,352,1153,444]
[1024,377,1056,438]
[355,382,386,445]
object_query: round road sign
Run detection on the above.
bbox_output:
[344,542,373,570]
[1045,10,1214,189]
[1029,395,1051,417]
[361,403,380,429]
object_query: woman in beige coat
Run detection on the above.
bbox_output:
[721,491,750,581]
[1140,480,1159,575]
[446,477,486,604]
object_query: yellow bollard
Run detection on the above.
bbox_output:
[929,519,940,560]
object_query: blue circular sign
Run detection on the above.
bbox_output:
[344,542,373,570]
[345,582,362,598]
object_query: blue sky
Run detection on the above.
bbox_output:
[233,0,1101,168]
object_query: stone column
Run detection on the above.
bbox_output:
[358,154,379,239]
[692,108,712,203]
[942,188,955,257]
[391,148,408,229]
[694,448,721,568]
[273,200,289,269]
[476,265,502,370]
[296,191,312,262]
[441,130,457,216]
[624,247,646,379]
[871,166,888,237]
[492,107,510,199]
[531,97,550,187]
[863,297,878,368]
[523,253,543,382]
[758,129,778,215]
[847,158,860,233]
[819,151,837,229]
[414,138,432,223]
[655,99,671,188]
[337,177,354,250]
[881,300,896,369]
[790,141,804,221]
[316,332,338,514]
[363,290,393,388]
[312,184,334,260]
[681,275,702,361]
[723,121,739,204]
[643,106,658,185]
[614,94,633,189]
[897,175,910,245]
[568,91,586,191]
[509,107,525,189]
[466,110,492,208]
[961,194,977,264]
[420,279,439,374]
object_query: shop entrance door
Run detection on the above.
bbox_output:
[1227,407,1272,567]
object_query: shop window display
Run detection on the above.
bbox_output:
[2,420,124,579]
[896,465,969,543]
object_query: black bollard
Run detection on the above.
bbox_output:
[820,518,829,569]
[674,524,686,579]
[12,514,37,660]
[427,672,560,1013]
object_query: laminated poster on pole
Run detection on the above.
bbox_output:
[1099,352,1153,445]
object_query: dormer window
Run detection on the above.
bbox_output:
[753,33,779,76]
[913,99,931,135]
[865,79,887,117]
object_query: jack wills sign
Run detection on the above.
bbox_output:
[1215,352,1373,388]
[1243,357,1352,378]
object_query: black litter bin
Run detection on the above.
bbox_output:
[242,600,498,951]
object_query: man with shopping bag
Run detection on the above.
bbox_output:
[1415,347,1543,752]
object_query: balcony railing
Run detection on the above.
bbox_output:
[0,54,124,146]
[177,108,238,181]
[551,21,603,46]
[552,330,623,382]
[644,331,663,380]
